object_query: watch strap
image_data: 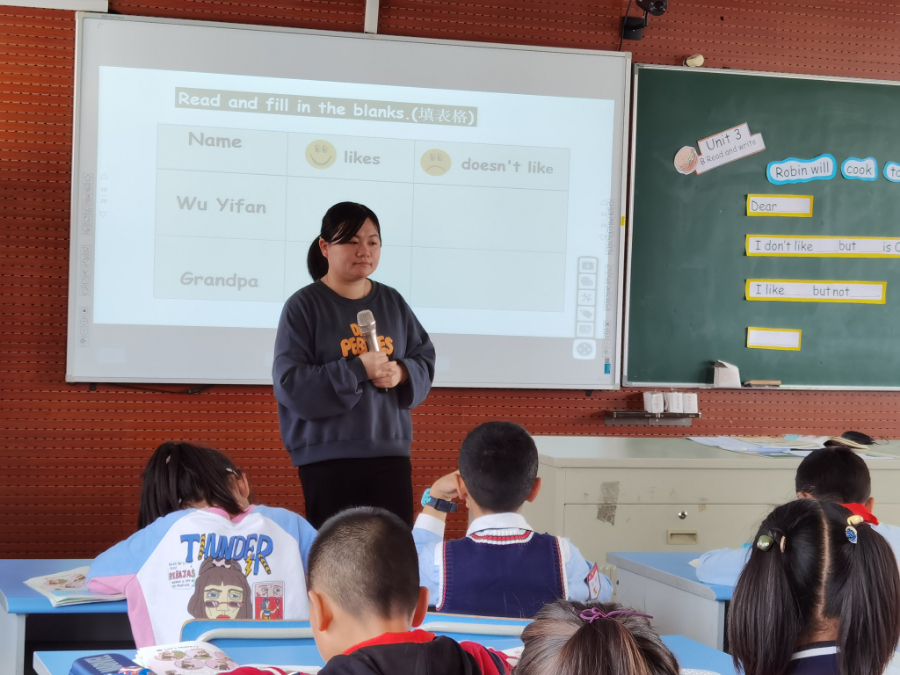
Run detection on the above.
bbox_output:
[422,488,458,513]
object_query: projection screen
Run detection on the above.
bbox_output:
[67,13,630,387]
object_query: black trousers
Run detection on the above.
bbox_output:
[297,455,414,529]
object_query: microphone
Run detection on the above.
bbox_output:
[357,309,388,392]
[357,310,380,353]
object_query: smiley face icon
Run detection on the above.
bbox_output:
[306,140,336,169]
[420,149,451,176]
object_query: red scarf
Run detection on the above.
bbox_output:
[840,503,879,525]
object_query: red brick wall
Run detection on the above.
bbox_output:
[3,0,900,556]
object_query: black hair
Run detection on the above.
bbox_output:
[307,507,420,619]
[517,600,680,675]
[458,421,538,513]
[795,446,871,503]
[307,202,381,281]
[729,499,900,675]
[138,441,245,530]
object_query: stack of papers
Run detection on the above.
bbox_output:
[24,566,124,607]
[687,436,890,460]
[687,436,796,455]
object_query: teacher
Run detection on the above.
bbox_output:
[273,202,435,528]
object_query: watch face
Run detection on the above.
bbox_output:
[435,498,456,513]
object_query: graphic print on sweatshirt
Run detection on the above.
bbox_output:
[88,507,314,645]
[340,322,394,357]
[178,521,293,623]
[254,581,284,621]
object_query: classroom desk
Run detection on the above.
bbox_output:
[0,559,129,675]
[607,551,731,650]
[34,635,736,675]
[523,436,900,569]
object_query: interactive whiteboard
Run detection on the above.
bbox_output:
[68,14,629,387]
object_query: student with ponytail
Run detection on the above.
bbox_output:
[729,499,900,675]
[273,202,435,528]
[515,600,680,675]
[87,442,316,647]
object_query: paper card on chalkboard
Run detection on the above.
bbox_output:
[747,327,802,351]
[745,234,900,258]
[746,279,886,304]
[884,162,900,182]
[746,194,813,217]
[673,146,699,174]
[695,123,765,174]
[841,157,878,181]
[767,154,836,185]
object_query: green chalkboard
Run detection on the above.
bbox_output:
[626,65,900,388]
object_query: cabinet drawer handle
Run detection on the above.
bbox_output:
[667,529,698,545]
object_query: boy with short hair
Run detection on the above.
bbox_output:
[414,421,612,618]
[308,507,511,674]
[697,445,900,586]
[233,507,511,675]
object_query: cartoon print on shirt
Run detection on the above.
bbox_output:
[254,581,284,620]
[180,531,274,576]
[186,558,252,620]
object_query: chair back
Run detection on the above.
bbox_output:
[180,612,529,650]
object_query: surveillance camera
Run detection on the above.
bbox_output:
[637,0,667,16]
[622,0,668,41]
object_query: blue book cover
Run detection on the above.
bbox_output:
[69,653,139,675]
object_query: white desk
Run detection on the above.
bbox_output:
[522,436,900,569]
[607,551,731,650]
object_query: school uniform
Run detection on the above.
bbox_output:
[229,630,512,675]
[413,512,612,618]
[697,519,900,587]
[87,505,316,647]
[785,642,839,675]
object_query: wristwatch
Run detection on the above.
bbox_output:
[421,488,458,513]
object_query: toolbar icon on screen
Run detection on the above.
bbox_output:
[572,339,596,360]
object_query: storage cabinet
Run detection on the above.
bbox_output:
[521,437,900,568]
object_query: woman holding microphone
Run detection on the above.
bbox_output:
[273,202,435,528]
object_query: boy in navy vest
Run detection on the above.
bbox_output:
[413,421,612,618]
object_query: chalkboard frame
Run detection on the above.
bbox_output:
[623,64,900,390]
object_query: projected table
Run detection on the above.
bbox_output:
[154,125,570,310]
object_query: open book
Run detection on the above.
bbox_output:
[136,642,319,674]
[24,566,124,607]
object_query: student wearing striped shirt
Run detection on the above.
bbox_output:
[412,422,612,618]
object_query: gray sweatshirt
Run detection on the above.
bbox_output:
[273,280,436,467]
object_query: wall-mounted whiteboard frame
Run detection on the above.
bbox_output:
[68,13,631,388]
